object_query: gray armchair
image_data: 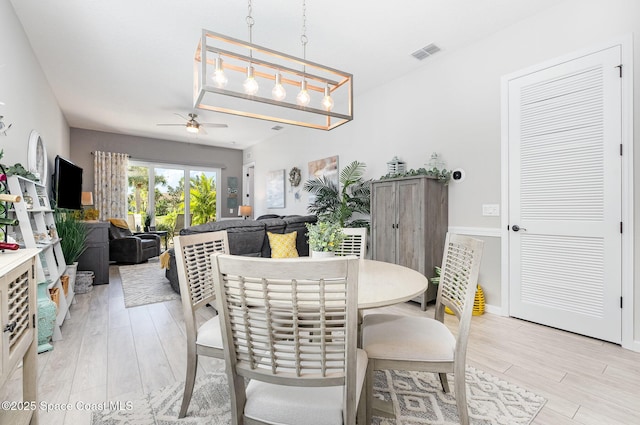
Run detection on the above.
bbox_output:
[108,223,160,264]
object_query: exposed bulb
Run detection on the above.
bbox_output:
[213,57,228,88]
[321,85,334,111]
[186,122,199,134]
[243,66,259,95]
[296,80,311,106]
[271,73,286,101]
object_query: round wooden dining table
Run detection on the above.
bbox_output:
[357,259,429,309]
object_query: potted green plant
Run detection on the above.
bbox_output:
[306,221,346,258]
[303,160,371,228]
[54,209,88,289]
[144,213,152,232]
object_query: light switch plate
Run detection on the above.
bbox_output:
[482,204,500,216]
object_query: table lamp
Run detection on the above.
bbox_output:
[81,191,94,206]
[239,205,252,220]
[81,191,99,220]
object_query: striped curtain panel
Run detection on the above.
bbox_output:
[93,151,128,220]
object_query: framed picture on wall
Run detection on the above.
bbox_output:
[266,169,285,208]
[307,155,339,204]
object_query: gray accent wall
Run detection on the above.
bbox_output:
[70,128,243,218]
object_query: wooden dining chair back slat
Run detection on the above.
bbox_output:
[435,234,483,322]
[211,254,366,425]
[174,230,229,418]
[335,227,367,258]
[361,232,484,425]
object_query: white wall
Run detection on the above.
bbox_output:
[246,0,640,341]
[0,0,69,175]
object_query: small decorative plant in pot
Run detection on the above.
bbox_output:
[55,209,88,264]
[144,213,152,232]
[306,221,346,258]
[54,208,88,291]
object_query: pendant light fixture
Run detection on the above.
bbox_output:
[193,0,353,130]
[321,84,335,111]
[243,2,259,96]
[272,73,286,101]
[212,55,228,88]
[296,2,311,107]
[296,80,311,107]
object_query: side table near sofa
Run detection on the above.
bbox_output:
[134,230,168,251]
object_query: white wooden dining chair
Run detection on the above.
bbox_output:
[335,227,367,258]
[174,230,229,418]
[361,233,484,425]
[211,254,367,425]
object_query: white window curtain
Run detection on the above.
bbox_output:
[94,151,129,220]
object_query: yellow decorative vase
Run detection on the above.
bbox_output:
[445,284,485,316]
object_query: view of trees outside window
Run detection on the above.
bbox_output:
[190,170,217,225]
[127,162,219,242]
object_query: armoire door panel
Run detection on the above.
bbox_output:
[370,176,448,310]
[371,181,396,264]
[397,179,424,272]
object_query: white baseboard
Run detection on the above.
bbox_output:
[623,339,640,353]
[483,303,504,316]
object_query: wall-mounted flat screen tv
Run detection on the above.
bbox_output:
[52,155,83,210]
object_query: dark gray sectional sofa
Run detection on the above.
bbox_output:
[165,214,317,293]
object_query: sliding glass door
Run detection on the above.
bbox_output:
[154,166,185,233]
[128,161,220,241]
[189,169,217,226]
[127,164,149,231]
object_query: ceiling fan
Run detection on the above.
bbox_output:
[157,113,227,135]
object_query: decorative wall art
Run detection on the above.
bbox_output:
[289,166,302,201]
[27,130,47,185]
[227,176,238,210]
[308,156,339,186]
[307,155,338,204]
[266,169,285,208]
[288,167,302,187]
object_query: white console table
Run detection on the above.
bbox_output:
[0,249,39,425]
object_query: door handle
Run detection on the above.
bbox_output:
[512,225,527,232]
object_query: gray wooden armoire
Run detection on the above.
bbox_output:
[370,176,448,310]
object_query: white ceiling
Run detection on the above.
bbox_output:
[10,0,561,150]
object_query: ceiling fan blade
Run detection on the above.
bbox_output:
[198,127,208,135]
[157,123,186,126]
[174,113,190,121]
[200,123,228,128]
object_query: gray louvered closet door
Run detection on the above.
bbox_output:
[507,46,622,343]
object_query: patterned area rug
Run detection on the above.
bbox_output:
[118,259,180,308]
[373,367,545,424]
[91,367,545,424]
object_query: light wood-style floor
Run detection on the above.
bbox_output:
[3,265,640,424]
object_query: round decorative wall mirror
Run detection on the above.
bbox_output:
[27,130,48,186]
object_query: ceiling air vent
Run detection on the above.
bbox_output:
[271,125,284,131]
[411,43,441,61]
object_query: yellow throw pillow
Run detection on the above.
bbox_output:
[267,231,299,258]
[108,218,130,229]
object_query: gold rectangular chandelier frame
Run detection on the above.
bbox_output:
[194,29,353,130]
